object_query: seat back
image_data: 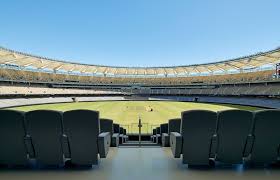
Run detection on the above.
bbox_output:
[160,123,168,135]
[153,129,156,135]
[120,127,124,134]
[216,110,253,164]
[156,127,160,134]
[100,118,114,135]
[0,110,28,165]
[63,110,100,165]
[168,118,181,134]
[251,110,280,164]
[25,110,64,165]
[113,123,120,133]
[181,110,217,165]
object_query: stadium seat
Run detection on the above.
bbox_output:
[112,123,120,147]
[170,110,217,165]
[160,123,168,147]
[0,110,32,166]
[114,123,124,144]
[151,129,157,142]
[156,127,161,144]
[100,118,119,147]
[25,110,65,166]
[162,118,181,147]
[123,128,128,142]
[250,110,280,165]
[215,110,253,164]
[120,127,125,143]
[63,110,110,166]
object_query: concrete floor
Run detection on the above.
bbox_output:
[0,147,280,180]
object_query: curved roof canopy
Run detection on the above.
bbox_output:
[0,46,280,77]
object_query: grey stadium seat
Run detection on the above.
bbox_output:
[156,127,161,144]
[63,110,110,166]
[0,110,32,166]
[250,110,280,165]
[215,109,253,164]
[114,123,124,144]
[160,123,168,147]
[114,123,120,133]
[151,129,157,142]
[162,118,181,147]
[111,123,120,147]
[100,118,114,135]
[123,128,128,142]
[171,110,217,165]
[120,127,125,143]
[100,118,119,147]
[25,110,65,166]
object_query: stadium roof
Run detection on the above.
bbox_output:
[0,46,280,77]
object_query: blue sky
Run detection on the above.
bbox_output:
[0,0,279,67]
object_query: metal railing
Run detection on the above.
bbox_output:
[120,123,160,134]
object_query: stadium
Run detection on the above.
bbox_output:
[1,46,280,132]
[1,1,280,180]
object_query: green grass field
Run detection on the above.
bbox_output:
[9,101,263,133]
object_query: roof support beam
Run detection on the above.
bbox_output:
[23,62,33,67]
[3,59,18,64]
[54,65,63,71]
[224,63,242,70]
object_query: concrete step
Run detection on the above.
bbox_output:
[119,141,161,147]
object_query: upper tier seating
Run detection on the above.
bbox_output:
[0,68,276,85]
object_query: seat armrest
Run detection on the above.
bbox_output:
[98,132,111,158]
[162,133,170,147]
[123,135,129,143]
[24,135,35,158]
[170,132,182,158]
[209,134,218,159]
[61,134,71,158]
[244,134,254,157]
[111,133,120,147]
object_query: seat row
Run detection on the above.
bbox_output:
[100,118,128,147]
[151,119,180,146]
[155,109,280,166]
[0,109,125,167]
